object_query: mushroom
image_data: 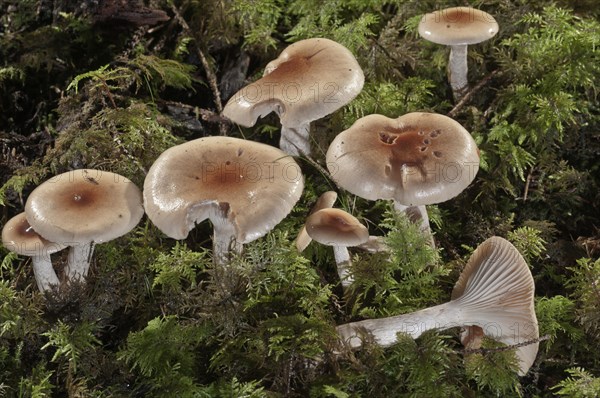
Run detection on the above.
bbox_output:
[326,112,479,244]
[336,236,539,375]
[418,7,499,101]
[305,208,369,288]
[2,212,66,292]
[143,136,304,265]
[222,38,364,156]
[25,169,145,283]
[295,190,338,252]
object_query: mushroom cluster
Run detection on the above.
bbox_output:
[2,169,144,291]
[3,19,539,378]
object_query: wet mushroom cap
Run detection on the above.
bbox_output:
[2,212,66,256]
[25,169,144,244]
[326,112,479,206]
[305,208,369,247]
[222,38,364,128]
[418,7,499,46]
[143,136,304,242]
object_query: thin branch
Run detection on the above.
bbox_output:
[523,166,535,201]
[170,3,228,135]
[447,70,501,118]
[463,334,550,355]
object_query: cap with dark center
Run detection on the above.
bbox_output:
[326,112,479,206]
[418,7,498,46]
[2,212,66,291]
[223,38,364,156]
[295,190,338,252]
[143,136,304,264]
[306,208,368,247]
[305,207,368,288]
[25,169,144,282]
[25,169,144,244]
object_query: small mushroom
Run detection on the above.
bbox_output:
[222,38,364,156]
[143,136,304,265]
[2,213,66,292]
[295,190,338,252]
[418,7,499,101]
[326,112,479,244]
[305,208,369,288]
[336,236,539,375]
[25,169,145,283]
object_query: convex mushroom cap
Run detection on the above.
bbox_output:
[2,212,66,258]
[25,169,144,245]
[222,38,364,155]
[296,191,338,252]
[418,7,499,46]
[2,212,66,292]
[305,208,368,247]
[326,112,479,206]
[143,136,304,242]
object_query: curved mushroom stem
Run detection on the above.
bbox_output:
[31,256,60,292]
[66,242,94,282]
[448,44,469,102]
[337,301,461,348]
[333,245,353,288]
[393,202,435,248]
[280,123,311,156]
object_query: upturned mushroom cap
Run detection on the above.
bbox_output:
[296,191,338,252]
[451,236,539,375]
[2,212,66,257]
[143,136,304,242]
[222,38,364,129]
[326,112,479,206]
[418,7,499,46]
[335,236,539,375]
[305,208,368,247]
[25,169,144,244]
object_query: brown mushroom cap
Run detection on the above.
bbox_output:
[143,136,304,242]
[25,169,144,244]
[326,112,479,206]
[222,38,364,129]
[305,208,368,247]
[2,212,66,257]
[296,191,338,252]
[418,7,499,46]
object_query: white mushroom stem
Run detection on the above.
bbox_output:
[448,44,469,102]
[31,256,60,292]
[212,217,243,266]
[393,202,434,247]
[66,242,95,282]
[280,123,311,156]
[337,301,461,348]
[333,245,353,288]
